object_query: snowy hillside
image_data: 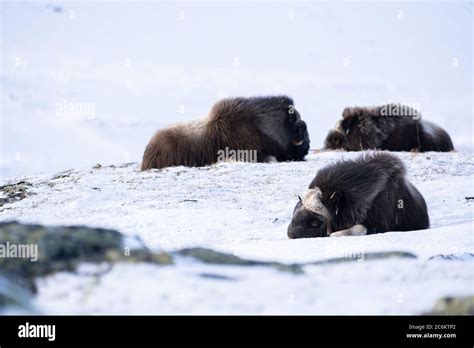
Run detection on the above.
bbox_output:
[1,1,472,315]
[1,151,473,314]
[1,1,473,178]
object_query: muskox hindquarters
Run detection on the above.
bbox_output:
[288,153,429,239]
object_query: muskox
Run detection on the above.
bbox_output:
[287,153,429,238]
[324,104,454,152]
[141,96,310,170]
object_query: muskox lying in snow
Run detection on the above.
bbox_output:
[287,153,429,239]
[141,96,310,170]
[324,104,454,152]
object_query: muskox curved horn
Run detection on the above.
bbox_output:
[301,188,333,235]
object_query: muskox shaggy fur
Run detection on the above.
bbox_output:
[141,96,310,170]
[287,153,429,239]
[324,104,454,152]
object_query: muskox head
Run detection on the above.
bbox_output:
[324,118,350,150]
[324,129,347,150]
[287,188,333,239]
[287,108,310,161]
[323,111,377,151]
[338,113,376,150]
[247,96,310,161]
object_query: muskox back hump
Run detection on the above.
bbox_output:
[378,117,419,151]
[398,180,430,230]
[364,176,429,233]
[360,153,429,232]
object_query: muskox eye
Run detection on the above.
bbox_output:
[311,220,320,228]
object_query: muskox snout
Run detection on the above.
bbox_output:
[287,224,319,239]
[287,221,328,239]
[288,120,310,161]
[287,224,306,239]
[292,120,308,144]
[287,223,297,239]
[324,129,346,150]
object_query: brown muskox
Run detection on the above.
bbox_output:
[287,153,429,238]
[141,96,310,170]
[324,104,454,152]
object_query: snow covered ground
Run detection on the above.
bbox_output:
[1,151,473,314]
[0,1,472,314]
[1,1,472,178]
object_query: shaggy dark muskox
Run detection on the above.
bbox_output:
[324,104,454,152]
[287,153,429,238]
[141,96,310,170]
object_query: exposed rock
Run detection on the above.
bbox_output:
[0,221,172,294]
[308,251,417,266]
[0,273,34,313]
[0,221,311,303]
[0,221,425,314]
[176,247,303,274]
[429,253,474,261]
[424,296,474,315]
[199,273,238,281]
[0,181,33,207]
[51,169,74,180]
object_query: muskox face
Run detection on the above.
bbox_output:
[287,188,332,239]
[287,200,328,239]
[324,115,375,151]
[287,109,310,160]
[339,116,365,150]
[339,114,384,150]
[324,129,347,150]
